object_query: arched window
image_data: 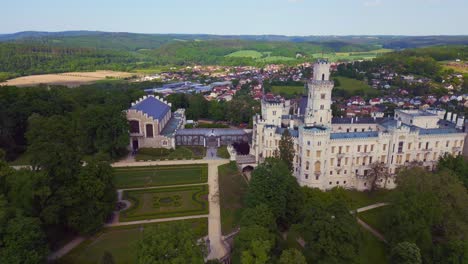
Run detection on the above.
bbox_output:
[322,73,325,81]
[129,120,140,133]
[314,161,321,172]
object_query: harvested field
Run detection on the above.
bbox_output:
[0,71,133,87]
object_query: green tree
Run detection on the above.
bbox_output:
[279,248,307,264]
[384,167,468,262]
[437,153,468,189]
[0,215,48,264]
[241,239,271,264]
[278,129,295,172]
[295,198,360,263]
[66,159,116,234]
[390,242,422,264]
[136,222,205,264]
[240,203,276,231]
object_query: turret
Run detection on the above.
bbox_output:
[304,60,334,127]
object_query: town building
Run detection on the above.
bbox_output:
[251,60,467,191]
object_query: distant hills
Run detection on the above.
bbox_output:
[0,31,467,80]
[1,31,468,50]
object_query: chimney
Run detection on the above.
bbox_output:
[397,120,402,128]
[452,113,457,123]
[351,117,354,124]
[289,119,294,129]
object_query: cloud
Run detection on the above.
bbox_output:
[363,0,383,7]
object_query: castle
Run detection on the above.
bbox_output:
[251,60,467,190]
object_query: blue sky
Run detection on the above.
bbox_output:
[1,0,467,35]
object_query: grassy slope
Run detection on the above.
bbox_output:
[59,218,208,264]
[218,162,248,235]
[341,189,391,210]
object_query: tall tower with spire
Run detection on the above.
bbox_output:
[304,60,334,127]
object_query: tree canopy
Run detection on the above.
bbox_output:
[136,222,205,264]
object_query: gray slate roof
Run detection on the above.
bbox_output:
[330,131,379,139]
[130,96,170,122]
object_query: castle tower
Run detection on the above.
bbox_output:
[304,60,334,127]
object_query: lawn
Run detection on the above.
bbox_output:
[357,226,389,264]
[114,164,208,188]
[59,218,208,264]
[120,185,209,221]
[217,146,230,159]
[333,76,380,97]
[340,189,391,210]
[358,205,390,235]
[135,146,205,161]
[218,162,248,235]
[271,85,305,97]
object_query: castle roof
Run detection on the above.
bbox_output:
[130,96,171,122]
[330,131,379,139]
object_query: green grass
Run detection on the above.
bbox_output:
[114,164,208,188]
[135,146,205,161]
[218,162,248,235]
[258,56,295,62]
[340,189,391,210]
[358,205,389,235]
[357,227,389,264]
[271,85,305,96]
[334,76,380,97]
[59,218,208,264]
[120,185,209,221]
[226,50,264,59]
[217,146,230,159]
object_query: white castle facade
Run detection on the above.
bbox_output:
[251,60,467,190]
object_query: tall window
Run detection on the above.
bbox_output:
[321,93,326,99]
[146,124,154,138]
[398,142,403,153]
[130,120,140,133]
[322,73,325,80]
[314,161,321,172]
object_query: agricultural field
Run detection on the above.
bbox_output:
[271,85,305,97]
[441,61,468,74]
[120,185,209,221]
[333,76,380,97]
[113,164,208,188]
[226,50,264,59]
[59,218,208,264]
[218,162,248,235]
[0,70,134,87]
[312,49,393,62]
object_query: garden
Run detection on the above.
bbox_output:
[113,164,208,188]
[120,185,209,221]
